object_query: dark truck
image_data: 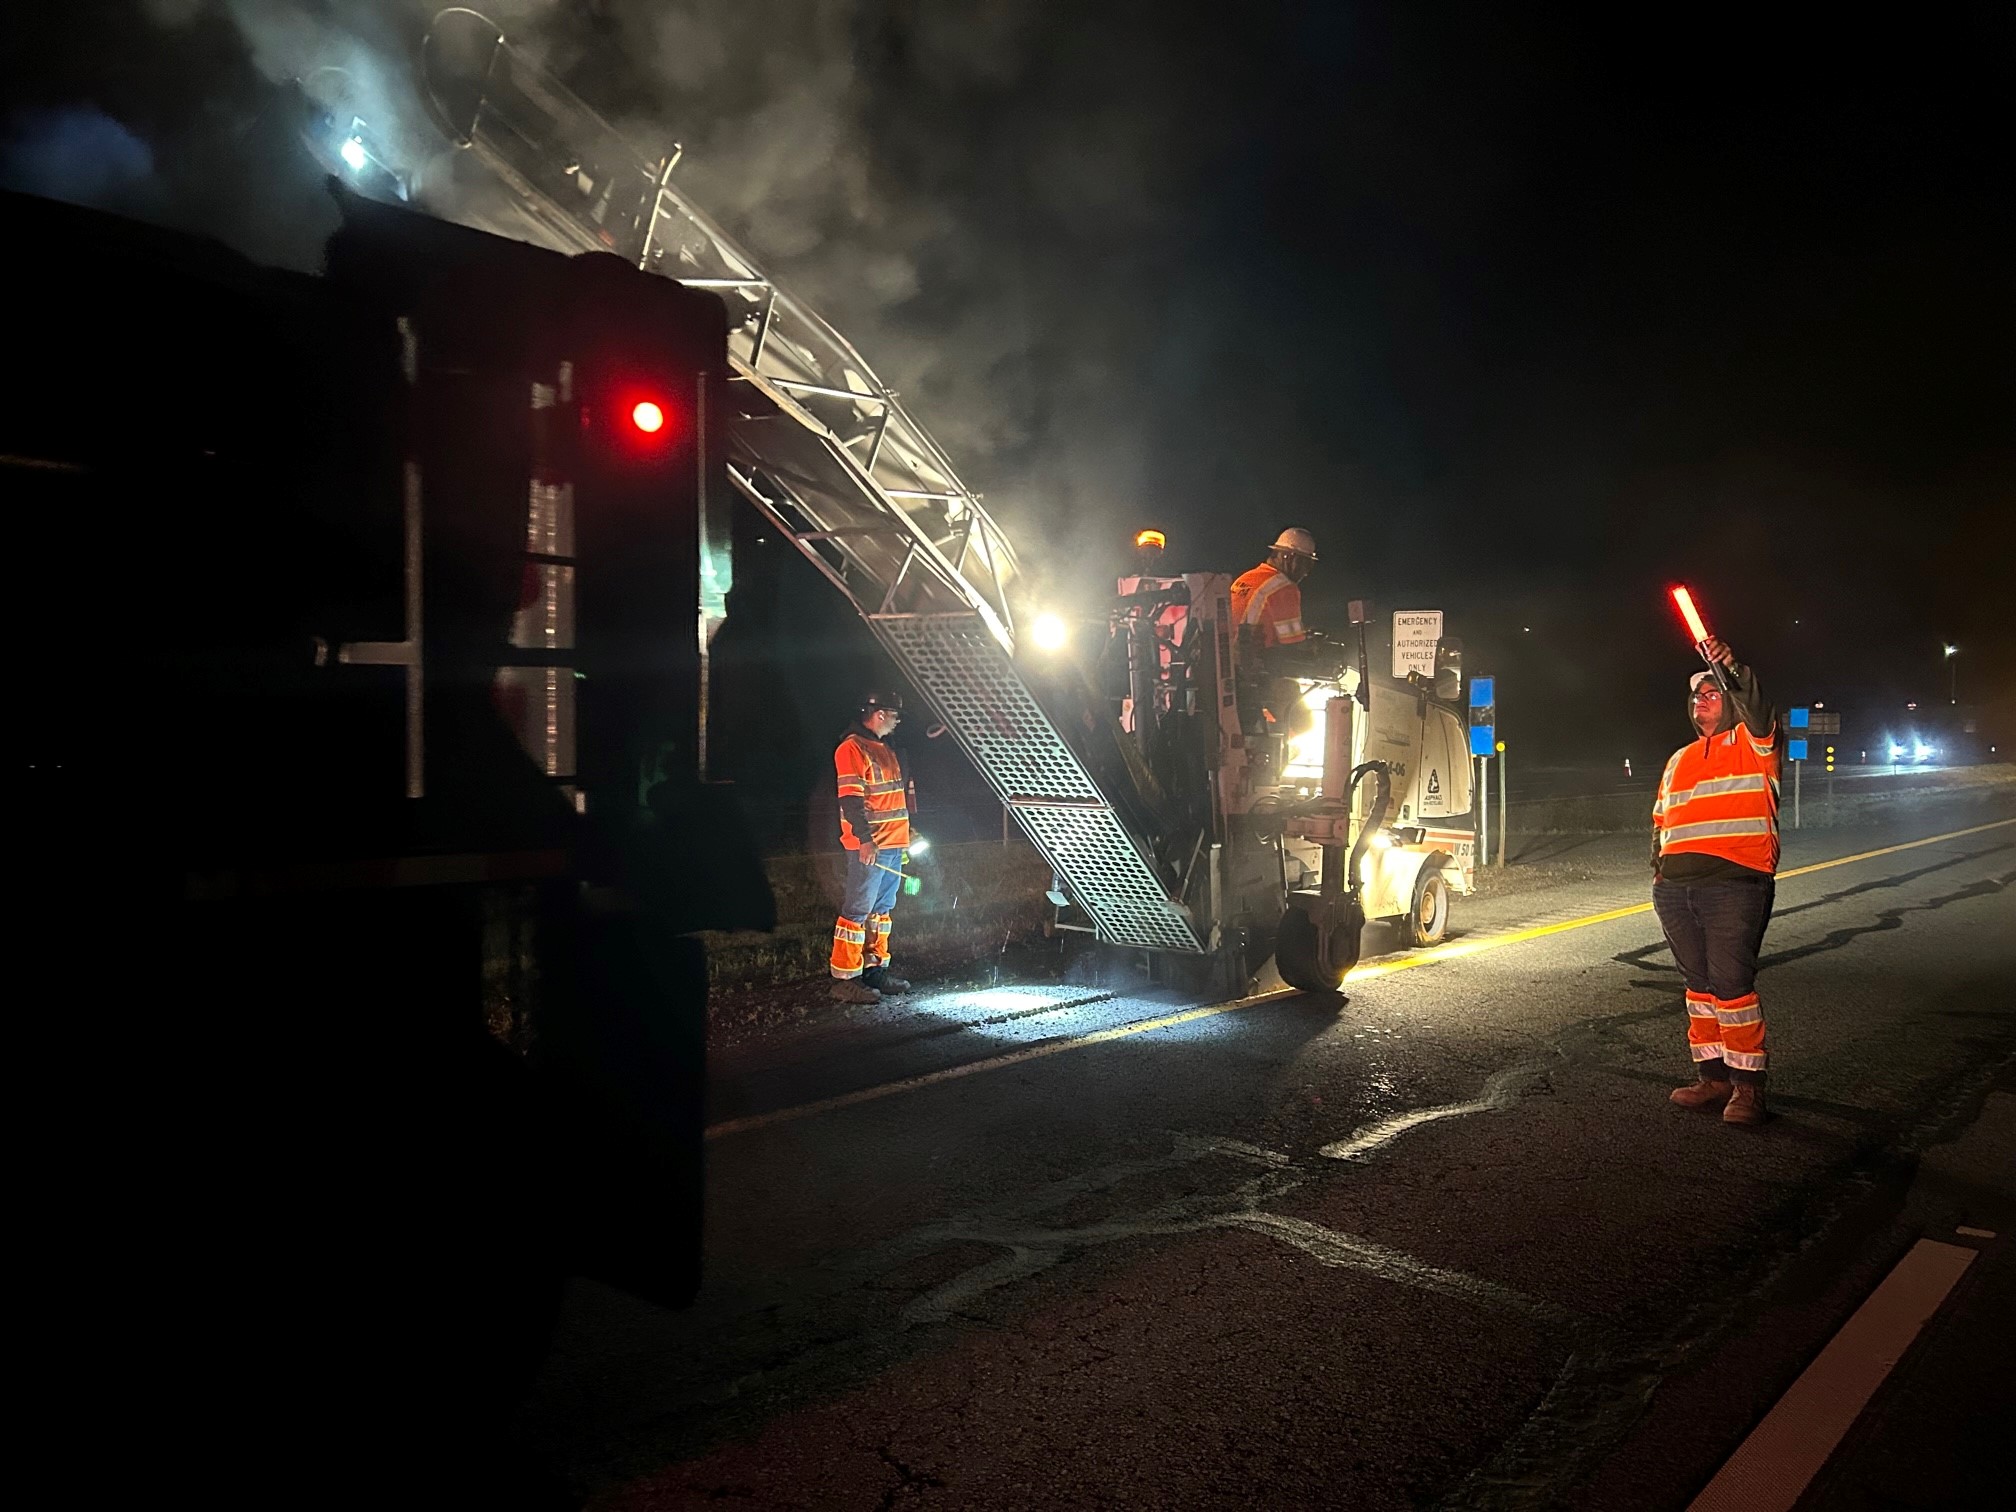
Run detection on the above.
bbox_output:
[11,184,770,1500]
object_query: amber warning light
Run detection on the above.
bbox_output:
[630,400,666,434]
[1135,529,1167,550]
[1670,584,1712,646]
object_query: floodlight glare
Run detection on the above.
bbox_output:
[340,136,368,172]
[1031,613,1069,652]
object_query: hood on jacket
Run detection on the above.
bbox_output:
[1688,669,1736,738]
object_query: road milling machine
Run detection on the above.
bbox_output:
[406,8,1479,993]
[1094,570,1476,989]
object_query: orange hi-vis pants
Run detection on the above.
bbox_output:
[831,850,902,979]
[1684,990,1767,1075]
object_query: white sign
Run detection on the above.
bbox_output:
[1391,609,1444,681]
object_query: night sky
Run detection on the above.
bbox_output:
[5,2,2011,782]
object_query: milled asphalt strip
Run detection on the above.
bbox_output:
[703,817,2016,1141]
[1687,1238,1981,1512]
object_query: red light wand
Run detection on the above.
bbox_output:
[1669,584,1732,693]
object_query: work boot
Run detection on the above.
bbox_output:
[867,971,912,995]
[1669,1077,1733,1111]
[829,980,880,1006]
[1723,1084,1768,1126]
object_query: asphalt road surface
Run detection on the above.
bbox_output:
[520,787,2015,1510]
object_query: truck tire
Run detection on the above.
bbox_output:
[1399,867,1450,949]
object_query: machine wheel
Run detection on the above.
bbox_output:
[1275,903,1346,993]
[1326,898,1366,977]
[1399,867,1450,949]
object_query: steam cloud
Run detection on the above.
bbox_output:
[2,0,1232,595]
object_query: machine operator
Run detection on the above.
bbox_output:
[1230,527,1326,735]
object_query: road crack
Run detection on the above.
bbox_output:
[900,1133,1568,1329]
[874,1438,947,1509]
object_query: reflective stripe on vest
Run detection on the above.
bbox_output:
[1658,773,1770,812]
[837,733,911,850]
[1230,565,1308,647]
[1663,816,1774,843]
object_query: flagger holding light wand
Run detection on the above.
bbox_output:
[1651,584,1783,1126]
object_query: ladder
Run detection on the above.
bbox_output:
[419,9,1202,952]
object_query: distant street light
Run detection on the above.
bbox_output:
[1944,643,1958,703]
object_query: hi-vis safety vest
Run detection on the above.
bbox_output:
[836,732,911,851]
[1655,722,1781,874]
[1229,563,1307,648]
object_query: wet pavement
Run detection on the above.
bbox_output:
[515,788,2015,1509]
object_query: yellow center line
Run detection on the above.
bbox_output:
[706,816,2015,1141]
[1775,817,2014,878]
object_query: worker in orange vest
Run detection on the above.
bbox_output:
[1229,526,1318,654]
[830,690,917,1005]
[1651,637,1780,1125]
[1229,527,1323,735]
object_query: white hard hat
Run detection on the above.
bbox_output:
[1271,527,1318,560]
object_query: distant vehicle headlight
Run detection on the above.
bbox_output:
[1914,744,1935,760]
[1888,743,1905,759]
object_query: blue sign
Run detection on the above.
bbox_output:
[1789,706,1810,730]
[1469,674,1496,756]
[1787,738,1809,762]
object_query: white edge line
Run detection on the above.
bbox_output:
[1687,1238,1977,1512]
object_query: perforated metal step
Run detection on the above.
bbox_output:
[875,616,1202,952]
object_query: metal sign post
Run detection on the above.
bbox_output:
[1477,754,1489,867]
[1470,676,1496,868]
[1788,707,1810,830]
[1812,710,1841,814]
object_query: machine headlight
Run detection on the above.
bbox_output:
[1030,613,1069,652]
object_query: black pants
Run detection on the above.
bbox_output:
[1652,873,1775,1084]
